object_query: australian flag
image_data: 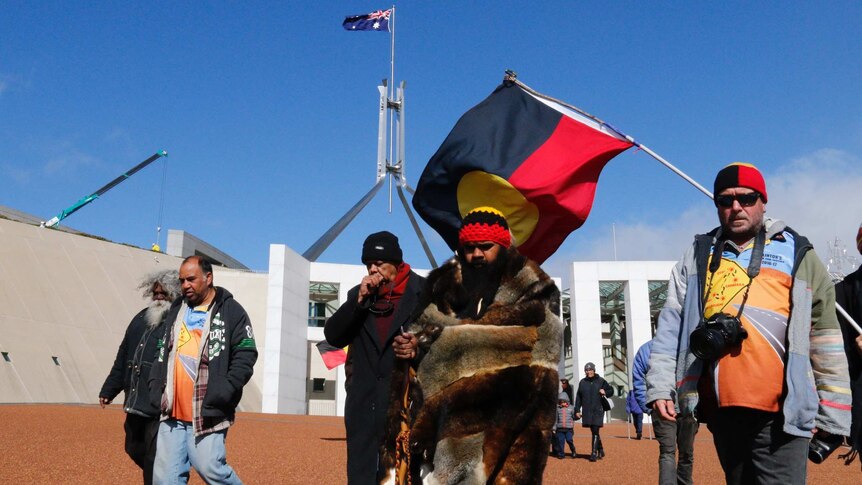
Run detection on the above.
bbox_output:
[343,9,392,31]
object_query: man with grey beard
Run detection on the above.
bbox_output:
[100,269,180,485]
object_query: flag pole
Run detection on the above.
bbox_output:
[630,142,713,199]
[387,5,396,213]
[390,5,396,97]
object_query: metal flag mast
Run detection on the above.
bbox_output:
[303,6,439,268]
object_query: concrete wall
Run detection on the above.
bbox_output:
[570,260,675,414]
[309,263,370,417]
[0,218,263,411]
[166,229,249,269]
[261,244,310,414]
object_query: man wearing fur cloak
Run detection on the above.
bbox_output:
[392,207,563,484]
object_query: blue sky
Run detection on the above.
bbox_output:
[2,2,860,281]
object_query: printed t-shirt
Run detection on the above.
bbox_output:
[702,232,795,412]
[172,305,208,422]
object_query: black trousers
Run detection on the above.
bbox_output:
[708,408,808,485]
[124,413,160,485]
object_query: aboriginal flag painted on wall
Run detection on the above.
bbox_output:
[412,81,634,263]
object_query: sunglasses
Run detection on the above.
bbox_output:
[715,192,761,208]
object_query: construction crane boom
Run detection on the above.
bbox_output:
[42,150,168,228]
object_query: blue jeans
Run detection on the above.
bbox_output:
[153,419,242,485]
[555,428,575,456]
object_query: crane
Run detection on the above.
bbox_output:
[41,150,168,228]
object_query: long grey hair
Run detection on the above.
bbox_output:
[138,269,181,327]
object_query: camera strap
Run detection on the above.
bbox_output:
[704,227,767,318]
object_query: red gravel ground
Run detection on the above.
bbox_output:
[1,404,858,484]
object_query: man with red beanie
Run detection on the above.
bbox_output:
[646,163,851,484]
[324,231,425,485]
[393,207,563,483]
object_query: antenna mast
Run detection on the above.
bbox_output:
[304,7,438,267]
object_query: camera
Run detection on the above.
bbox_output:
[808,432,843,464]
[690,313,748,361]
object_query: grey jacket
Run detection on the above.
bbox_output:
[645,218,851,438]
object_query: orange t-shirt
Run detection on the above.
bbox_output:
[702,236,794,412]
[172,305,208,422]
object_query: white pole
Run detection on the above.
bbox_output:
[630,141,714,199]
[613,223,618,261]
[510,75,714,201]
[389,5,395,99]
[387,5,396,213]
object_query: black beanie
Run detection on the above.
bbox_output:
[361,231,403,264]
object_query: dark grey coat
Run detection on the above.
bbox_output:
[100,308,165,417]
[324,271,425,485]
[575,374,614,427]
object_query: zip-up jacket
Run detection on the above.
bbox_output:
[100,308,165,417]
[556,404,576,429]
[631,340,652,414]
[646,219,851,438]
[148,287,257,436]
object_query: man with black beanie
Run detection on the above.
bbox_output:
[324,231,425,485]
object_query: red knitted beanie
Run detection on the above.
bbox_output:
[458,207,511,248]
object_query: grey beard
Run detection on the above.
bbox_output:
[145,300,171,329]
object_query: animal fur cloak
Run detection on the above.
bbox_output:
[380,247,563,484]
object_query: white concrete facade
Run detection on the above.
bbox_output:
[261,244,310,414]
[570,261,675,385]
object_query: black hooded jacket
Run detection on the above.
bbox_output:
[148,287,257,424]
[100,307,166,417]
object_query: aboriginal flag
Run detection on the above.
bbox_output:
[412,81,634,263]
[316,340,347,370]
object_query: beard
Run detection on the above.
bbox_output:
[145,299,171,329]
[458,249,508,319]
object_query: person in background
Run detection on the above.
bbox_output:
[575,362,614,462]
[836,222,862,467]
[555,392,577,459]
[99,270,180,485]
[626,386,645,440]
[560,377,574,403]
